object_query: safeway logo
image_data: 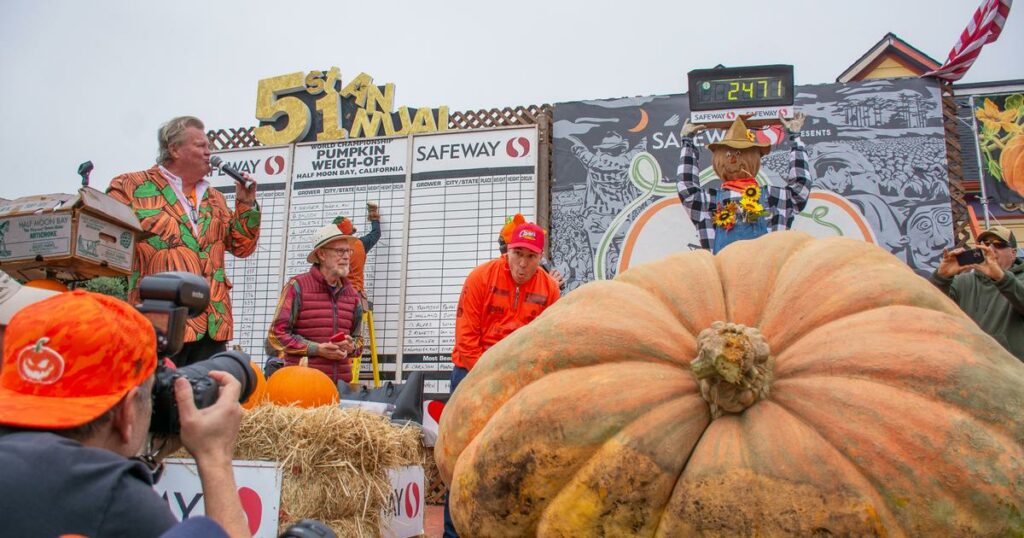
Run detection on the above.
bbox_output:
[237,487,262,534]
[264,155,286,175]
[396,481,422,518]
[384,465,424,536]
[506,137,530,158]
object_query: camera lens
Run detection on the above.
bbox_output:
[175,350,257,404]
[150,349,256,434]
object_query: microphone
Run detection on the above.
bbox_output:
[209,156,252,188]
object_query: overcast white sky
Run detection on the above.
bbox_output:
[1,0,1022,199]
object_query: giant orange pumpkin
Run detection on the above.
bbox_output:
[266,357,339,408]
[435,231,1024,536]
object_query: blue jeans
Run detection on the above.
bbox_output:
[443,366,470,538]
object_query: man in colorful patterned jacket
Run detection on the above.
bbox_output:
[267,221,362,383]
[107,116,260,366]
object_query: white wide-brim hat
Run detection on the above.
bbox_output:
[306,224,354,264]
[0,271,59,325]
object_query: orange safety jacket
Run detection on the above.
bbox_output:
[451,254,560,370]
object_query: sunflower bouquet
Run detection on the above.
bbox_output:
[712,185,769,230]
[712,201,737,230]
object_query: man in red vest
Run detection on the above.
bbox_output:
[267,222,363,383]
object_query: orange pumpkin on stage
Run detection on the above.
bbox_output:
[241,361,268,410]
[435,231,1024,536]
[265,357,339,408]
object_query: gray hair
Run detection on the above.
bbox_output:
[56,375,154,441]
[157,116,205,164]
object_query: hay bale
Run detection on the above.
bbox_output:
[175,403,426,536]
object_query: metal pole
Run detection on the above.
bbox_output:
[968,95,992,228]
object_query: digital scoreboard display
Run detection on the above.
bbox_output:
[687,65,794,112]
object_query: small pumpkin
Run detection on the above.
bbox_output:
[435,231,1024,536]
[1001,134,1024,195]
[23,279,68,292]
[266,357,339,407]
[241,361,268,410]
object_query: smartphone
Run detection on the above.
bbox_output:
[956,248,985,266]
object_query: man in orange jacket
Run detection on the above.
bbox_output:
[444,220,560,537]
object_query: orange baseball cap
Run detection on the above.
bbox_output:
[0,289,158,429]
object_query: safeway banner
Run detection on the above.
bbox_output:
[154,459,282,538]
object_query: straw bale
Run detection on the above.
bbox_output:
[276,516,381,537]
[171,403,426,536]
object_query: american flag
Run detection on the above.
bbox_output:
[924,0,1013,81]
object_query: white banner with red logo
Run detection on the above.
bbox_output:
[382,465,426,538]
[206,144,294,358]
[154,458,282,538]
[206,126,538,399]
[412,126,537,173]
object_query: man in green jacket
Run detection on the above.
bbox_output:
[930,225,1024,361]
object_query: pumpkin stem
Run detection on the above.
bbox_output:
[33,337,50,353]
[299,356,309,368]
[690,321,773,419]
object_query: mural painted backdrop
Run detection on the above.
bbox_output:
[551,78,951,290]
[972,92,1024,205]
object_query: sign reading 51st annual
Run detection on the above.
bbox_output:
[255,68,450,146]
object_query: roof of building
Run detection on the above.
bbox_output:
[837,32,942,83]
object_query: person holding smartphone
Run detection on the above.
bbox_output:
[929,225,1024,361]
[266,221,363,383]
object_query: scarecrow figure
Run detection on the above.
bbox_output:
[677,113,810,253]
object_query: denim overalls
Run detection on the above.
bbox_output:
[712,188,769,254]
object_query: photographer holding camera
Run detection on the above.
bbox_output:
[929,225,1024,361]
[0,289,250,537]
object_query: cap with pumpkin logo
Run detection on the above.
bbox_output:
[0,289,158,429]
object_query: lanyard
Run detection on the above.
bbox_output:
[158,166,203,234]
[184,189,199,226]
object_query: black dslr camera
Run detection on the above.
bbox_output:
[136,272,255,434]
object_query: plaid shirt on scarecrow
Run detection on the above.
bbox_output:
[676,134,812,251]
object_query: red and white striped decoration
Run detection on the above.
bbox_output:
[924,0,1013,81]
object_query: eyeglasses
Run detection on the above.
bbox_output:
[980,240,1009,249]
[321,247,353,256]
